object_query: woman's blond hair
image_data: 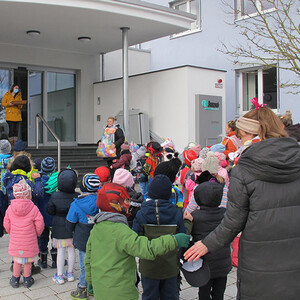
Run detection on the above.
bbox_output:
[243,107,288,140]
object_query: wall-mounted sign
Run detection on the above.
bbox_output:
[215,83,223,88]
[201,99,220,111]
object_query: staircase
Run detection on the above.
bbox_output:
[26,145,108,180]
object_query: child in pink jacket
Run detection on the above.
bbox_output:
[4,179,44,288]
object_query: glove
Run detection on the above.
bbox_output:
[174,233,190,248]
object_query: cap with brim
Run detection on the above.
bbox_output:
[180,258,210,287]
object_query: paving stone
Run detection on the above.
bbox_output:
[24,286,57,299]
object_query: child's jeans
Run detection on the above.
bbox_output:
[139,181,148,197]
[78,250,87,288]
[198,276,227,300]
[141,275,178,300]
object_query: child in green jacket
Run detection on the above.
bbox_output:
[85,182,189,300]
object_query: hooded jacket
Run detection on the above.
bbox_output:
[46,169,79,239]
[2,91,23,122]
[66,193,99,252]
[132,198,186,279]
[202,137,300,300]
[4,198,44,258]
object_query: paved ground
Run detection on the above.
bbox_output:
[0,234,237,300]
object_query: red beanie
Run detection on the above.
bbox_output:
[94,166,111,183]
[183,150,197,167]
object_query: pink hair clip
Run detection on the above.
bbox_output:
[251,98,267,110]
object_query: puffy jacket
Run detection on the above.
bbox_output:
[132,198,186,279]
[2,91,23,121]
[3,170,44,204]
[66,193,99,252]
[4,198,44,258]
[111,150,132,170]
[202,137,300,300]
[46,169,79,239]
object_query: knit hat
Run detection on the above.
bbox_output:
[161,138,176,150]
[183,150,197,167]
[154,158,181,183]
[201,152,219,174]
[236,116,260,135]
[214,152,226,167]
[0,139,11,154]
[194,182,223,207]
[148,174,172,200]
[41,157,56,174]
[13,139,26,152]
[191,157,204,173]
[13,178,31,199]
[210,143,225,153]
[146,141,163,156]
[94,166,111,183]
[80,173,101,192]
[121,142,130,150]
[113,169,134,187]
[190,144,201,156]
[136,146,146,158]
[10,155,31,173]
[163,147,178,161]
[199,147,210,160]
[33,158,42,171]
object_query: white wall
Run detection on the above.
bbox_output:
[102,48,151,81]
[94,66,226,152]
[0,43,100,144]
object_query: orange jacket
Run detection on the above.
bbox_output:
[2,91,23,122]
[222,131,238,159]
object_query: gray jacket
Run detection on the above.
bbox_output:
[203,137,300,300]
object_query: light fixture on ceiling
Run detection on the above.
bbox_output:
[26,30,40,36]
[78,36,91,42]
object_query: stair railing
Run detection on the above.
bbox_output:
[35,113,61,171]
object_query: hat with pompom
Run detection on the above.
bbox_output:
[94,166,111,183]
[41,157,56,174]
[191,157,204,173]
[202,152,219,174]
[0,139,11,154]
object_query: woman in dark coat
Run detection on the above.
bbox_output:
[185,106,300,300]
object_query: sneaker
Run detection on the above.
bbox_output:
[9,276,20,288]
[64,270,75,282]
[23,275,34,288]
[52,273,65,285]
[70,285,88,300]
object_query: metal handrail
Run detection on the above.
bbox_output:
[35,113,61,171]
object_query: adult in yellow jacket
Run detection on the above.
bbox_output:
[2,84,23,146]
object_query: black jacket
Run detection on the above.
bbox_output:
[203,138,300,300]
[46,169,79,239]
[113,124,125,157]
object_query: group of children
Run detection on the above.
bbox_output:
[0,119,242,300]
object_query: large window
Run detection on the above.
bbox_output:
[170,0,201,36]
[235,0,276,19]
[238,66,278,112]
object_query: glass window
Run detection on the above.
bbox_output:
[236,0,276,19]
[263,67,277,109]
[0,69,13,122]
[242,70,258,111]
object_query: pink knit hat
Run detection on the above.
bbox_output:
[190,144,201,156]
[13,179,31,199]
[191,157,204,173]
[113,169,134,188]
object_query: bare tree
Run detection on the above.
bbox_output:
[221,0,300,92]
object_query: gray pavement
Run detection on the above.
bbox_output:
[0,234,237,299]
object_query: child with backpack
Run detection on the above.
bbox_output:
[132,175,186,300]
[84,179,190,300]
[67,173,102,300]
[46,169,79,285]
[143,141,163,182]
[184,182,231,300]
[4,179,44,288]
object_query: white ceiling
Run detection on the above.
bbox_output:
[0,0,195,55]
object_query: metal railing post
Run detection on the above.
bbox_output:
[35,114,61,172]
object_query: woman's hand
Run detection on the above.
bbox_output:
[8,101,14,107]
[184,241,208,262]
[31,173,41,179]
[183,210,193,221]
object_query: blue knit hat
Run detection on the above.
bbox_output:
[41,157,56,174]
[80,173,101,193]
[148,174,172,200]
[13,139,26,152]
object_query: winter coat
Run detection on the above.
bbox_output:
[2,91,23,122]
[66,193,99,252]
[3,170,44,204]
[111,150,132,170]
[132,198,186,279]
[185,182,231,279]
[46,169,79,239]
[85,212,178,300]
[4,198,44,258]
[202,137,300,300]
[222,131,239,159]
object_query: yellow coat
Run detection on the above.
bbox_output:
[2,91,23,122]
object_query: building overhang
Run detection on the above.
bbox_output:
[0,0,196,55]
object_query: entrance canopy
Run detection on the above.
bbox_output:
[0,0,196,54]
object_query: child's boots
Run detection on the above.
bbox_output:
[70,285,88,300]
[38,253,48,269]
[23,275,34,288]
[9,275,20,288]
[51,252,57,269]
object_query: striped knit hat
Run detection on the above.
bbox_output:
[80,173,101,193]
